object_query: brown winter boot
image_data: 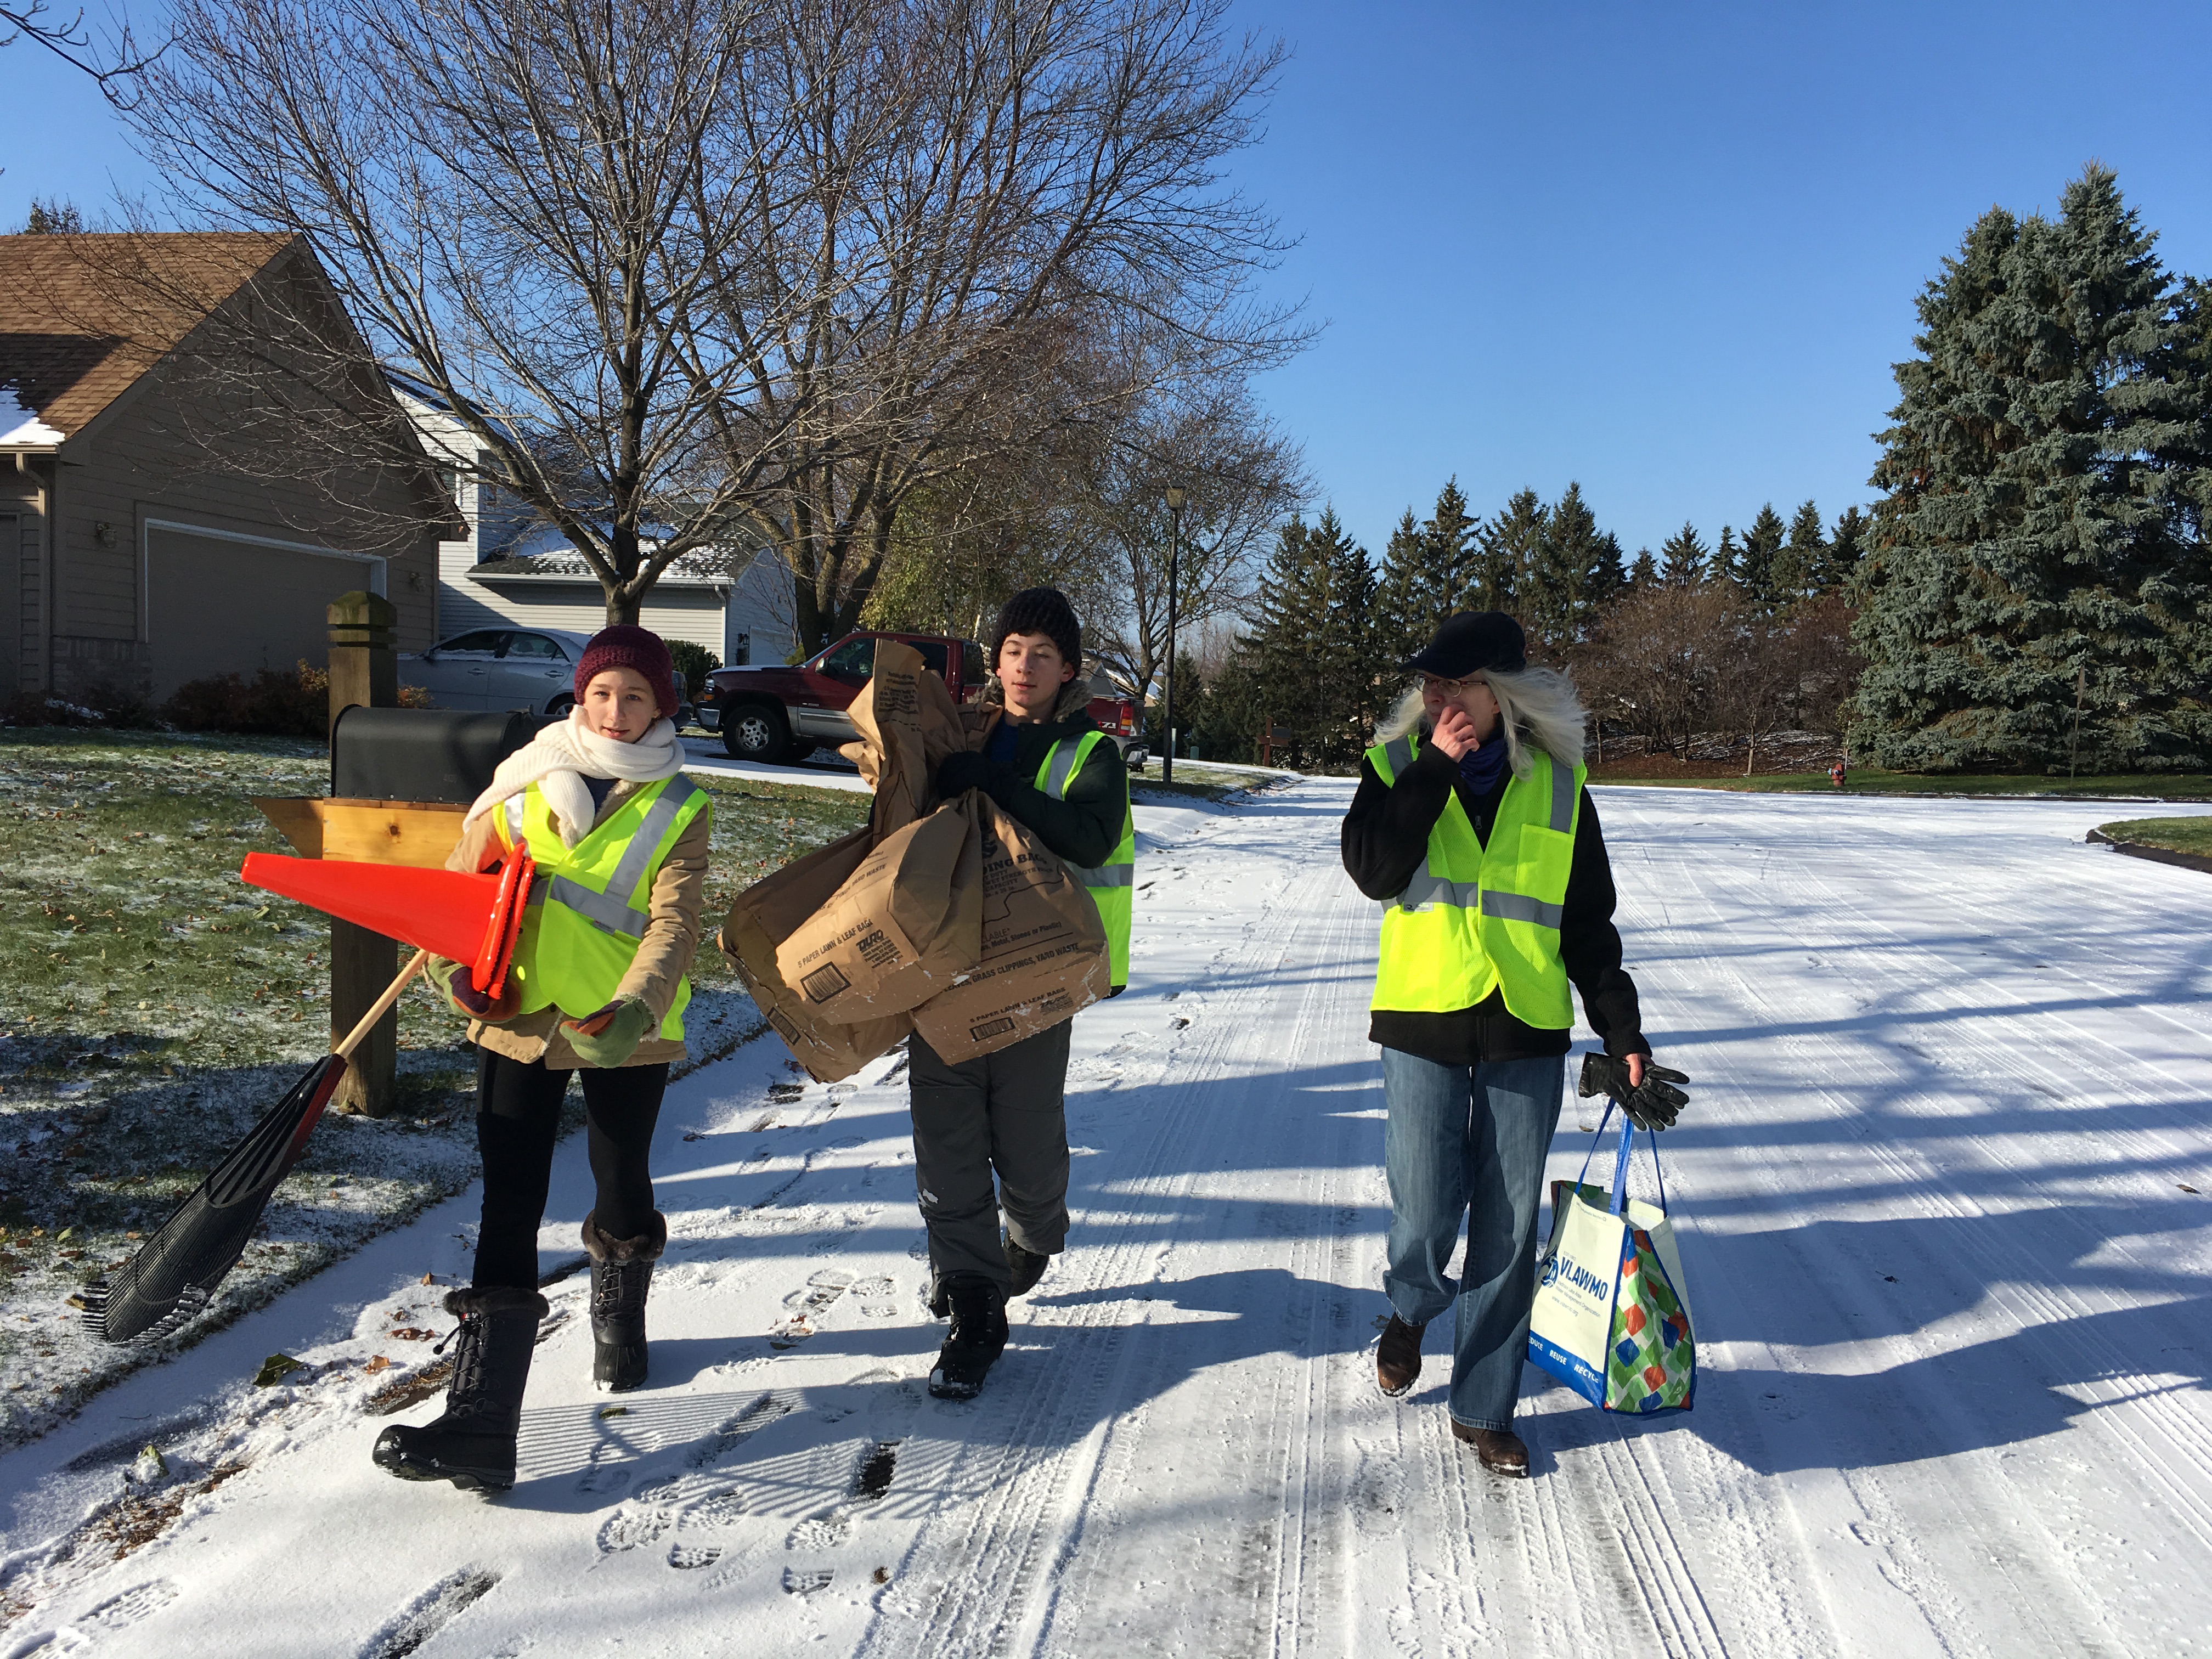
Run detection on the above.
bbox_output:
[1451,1419,1530,1478]
[1376,1313,1426,1397]
[583,1210,667,1393]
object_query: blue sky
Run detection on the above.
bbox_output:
[9,1,2212,558]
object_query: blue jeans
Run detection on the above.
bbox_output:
[1381,1048,1564,1431]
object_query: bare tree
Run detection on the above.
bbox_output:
[703,0,1310,655]
[2,1,162,101]
[126,0,809,623]
[1575,583,1732,760]
[1074,364,1309,703]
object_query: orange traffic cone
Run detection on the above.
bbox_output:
[240,850,534,998]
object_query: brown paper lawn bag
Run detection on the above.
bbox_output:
[910,791,1110,1063]
[773,794,984,1020]
[718,827,912,1082]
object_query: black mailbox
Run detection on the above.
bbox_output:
[330,707,551,803]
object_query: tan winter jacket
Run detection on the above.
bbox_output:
[443,777,713,1068]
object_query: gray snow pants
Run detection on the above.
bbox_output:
[909,1021,1073,1295]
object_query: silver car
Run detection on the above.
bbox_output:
[400,627,597,715]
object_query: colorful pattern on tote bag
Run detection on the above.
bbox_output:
[1528,1105,1696,1415]
[1604,1225,1694,1412]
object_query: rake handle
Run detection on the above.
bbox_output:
[335,949,431,1060]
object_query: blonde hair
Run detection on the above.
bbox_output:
[1374,664,1589,777]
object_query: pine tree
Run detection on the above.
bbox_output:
[1587,531,1629,617]
[1739,503,1787,605]
[1712,527,1740,589]
[1533,484,1589,647]
[1242,509,1378,769]
[1629,547,1658,588]
[1424,479,1482,613]
[23,197,83,234]
[1659,522,1708,587]
[1855,166,2212,770]
[1373,508,1432,669]
[1773,499,1827,601]
[1824,506,1868,595]
[1479,487,1546,618]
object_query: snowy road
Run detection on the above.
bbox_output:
[3,781,2210,1657]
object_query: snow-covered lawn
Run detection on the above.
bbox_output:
[1,781,2208,1656]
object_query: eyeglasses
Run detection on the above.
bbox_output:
[1419,674,1482,698]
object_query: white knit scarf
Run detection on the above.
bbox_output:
[462,707,685,848]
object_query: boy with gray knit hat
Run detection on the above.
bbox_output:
[917,586,1133,1399]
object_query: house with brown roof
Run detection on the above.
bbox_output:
[0,232,449,701]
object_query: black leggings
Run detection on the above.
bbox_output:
[472,1046,668,1290]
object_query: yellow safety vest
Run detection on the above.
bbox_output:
[495,774,710,1036]
[1035,731,1135,990]
[1368,734,1583,1028]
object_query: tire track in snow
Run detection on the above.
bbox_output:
[1600,789,2209,1655]
[854,786,1356,1659]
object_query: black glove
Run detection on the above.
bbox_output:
[1578,1051,1690,1131]
[935,750,996,799]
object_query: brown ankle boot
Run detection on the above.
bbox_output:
[1450,1419,1529,1477]
[1376,1313,1425,1397]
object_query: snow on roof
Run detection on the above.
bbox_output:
[0,231,293,441]
[469,520,759,585]
[0,381,65,447]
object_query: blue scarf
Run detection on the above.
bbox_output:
[1455,736,1509,798]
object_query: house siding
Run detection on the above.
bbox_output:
[37,274,441,701]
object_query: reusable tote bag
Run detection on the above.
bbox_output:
[1527,1105,1696,1414]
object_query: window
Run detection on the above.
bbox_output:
[506,633,565,659]
[437,630,507,655]
[820,637,876,678]
[913,640,949,678]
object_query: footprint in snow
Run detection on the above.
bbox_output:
[82,1579,180,1627]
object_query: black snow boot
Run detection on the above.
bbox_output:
[928,1273,1008,1401]
[583,1209,667,1393]
[372,1285,547,1492]
[1005,1234,1051,1299]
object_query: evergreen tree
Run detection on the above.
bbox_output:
[23,197,83,234]
[1772,499,1827,601]
[1739,503,1787,605]
[1713,526,1741,589]
[1855,166,2212,770]
[1629,547,1658,588]
[1373,507,1432,669]
[1242,508,1378,769]
[1824,506,1868,595]
[1659,522,1708,587]
[1533,483,1590,647]
[1478,487,1546,617]
[1588,531,1629,616]
[1424,478,1483,613]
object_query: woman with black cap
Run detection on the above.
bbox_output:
[1341,611,1688,1476]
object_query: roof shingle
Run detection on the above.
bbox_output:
[0,231,291,441]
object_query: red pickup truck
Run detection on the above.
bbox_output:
[698,629,1149,769]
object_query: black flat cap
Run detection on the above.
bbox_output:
[1401,611,1527,678]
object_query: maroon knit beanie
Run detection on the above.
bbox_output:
[574,624,679,719]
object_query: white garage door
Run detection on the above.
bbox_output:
[146,525,379,697]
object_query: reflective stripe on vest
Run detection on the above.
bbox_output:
[1367,734,1582,1029]
[499,773,709,1037]
[1035,730,1135,988]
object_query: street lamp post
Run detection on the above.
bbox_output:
[1162,485,1186,785]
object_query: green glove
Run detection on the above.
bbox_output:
[561,997,654,1068]
[427,956,517,1022]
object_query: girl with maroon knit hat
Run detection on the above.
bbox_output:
[375,624,714,1493]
